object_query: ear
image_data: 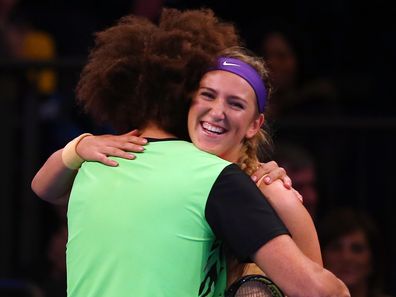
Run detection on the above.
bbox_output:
[245,114,265,139]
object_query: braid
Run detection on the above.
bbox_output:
[237,128,272,175]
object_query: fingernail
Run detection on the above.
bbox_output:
[264,176,271,183]
[142,138,148,144]
[251,176,257,182]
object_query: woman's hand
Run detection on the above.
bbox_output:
[251,161,290,186]
[76,129,147,167]
[251,161,303,202]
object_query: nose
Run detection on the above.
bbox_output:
[208,98,226,121]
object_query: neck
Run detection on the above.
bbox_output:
[140,122,176,139]
[219,151,240,163]
[219,142,243,163]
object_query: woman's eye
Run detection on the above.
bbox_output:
[200,92,214,100]
[230,101,244,109]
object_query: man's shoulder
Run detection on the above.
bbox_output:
[153,140,231,165]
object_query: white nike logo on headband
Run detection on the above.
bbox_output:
[222,61,240,67]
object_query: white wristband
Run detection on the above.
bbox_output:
[61,133,93,169]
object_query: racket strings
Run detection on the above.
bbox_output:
[234,280,274,297]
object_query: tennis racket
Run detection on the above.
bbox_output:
[225,274,284,297]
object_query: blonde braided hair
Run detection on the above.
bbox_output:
[237,128,273,175]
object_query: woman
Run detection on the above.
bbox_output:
[318,207,393,297]
[32,46,321,284]
[31,10,332,293]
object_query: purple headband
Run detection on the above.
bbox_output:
[209,57,267,113]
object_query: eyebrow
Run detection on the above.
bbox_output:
[199,86,215,92]
[199,86,248,104]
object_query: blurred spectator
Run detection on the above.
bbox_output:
[318,207,393,297]
[1,4,61,290]
[272,141,319,220]
[251,21,341,121]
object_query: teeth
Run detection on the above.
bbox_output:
[202,122,225,134]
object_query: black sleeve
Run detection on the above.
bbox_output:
[205,164,290,261]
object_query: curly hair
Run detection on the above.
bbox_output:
[76,8,240,138]
[76,10,274,287]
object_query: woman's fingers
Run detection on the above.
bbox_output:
[125,129,140,136]
[76,133,147,164]
[104,147,136,160]
[251,161,292,189]
[265,168,292,189]
[126,135,148,146]
[124,130,148,145]
[292,189,304,203]
[96,153,119,167]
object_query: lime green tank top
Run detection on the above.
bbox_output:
[67,140,230,297]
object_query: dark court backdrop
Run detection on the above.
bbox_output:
[1,0,395,296]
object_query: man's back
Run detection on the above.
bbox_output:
[67,139,231,297]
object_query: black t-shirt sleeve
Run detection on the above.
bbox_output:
[205,164,290,261]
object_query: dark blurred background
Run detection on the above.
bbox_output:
[1,0,395,296]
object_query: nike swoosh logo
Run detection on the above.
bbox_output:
[222,61,240,67]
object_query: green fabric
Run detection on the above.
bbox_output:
[67,140,231,297]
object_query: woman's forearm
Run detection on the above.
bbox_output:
[31,149,77,205]
[259,181,323,266]
[31,130,147,205]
